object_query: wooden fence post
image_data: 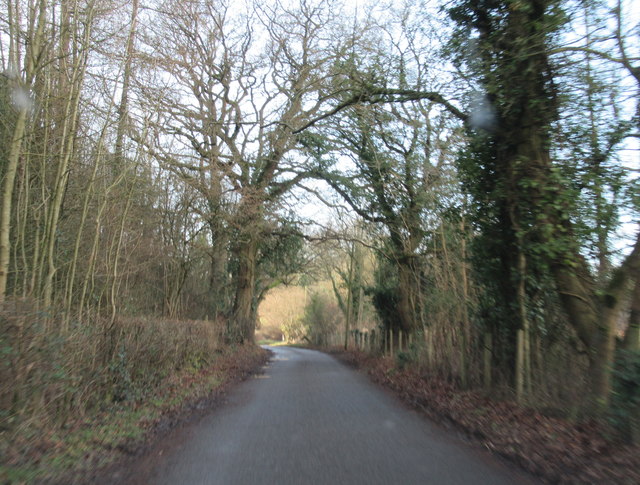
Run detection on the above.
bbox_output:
[516,329,524,402]
[484,332,493,390]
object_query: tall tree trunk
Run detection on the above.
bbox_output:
[456,0,639,413]
[343,241,355,349]
[0,109,28,301]
[114,0,139,175]
[208,216,229,318]
[396,255,420,334]
[623,278,640,351]
[42,92,81,308]
[230,237,258,343]
[108,177,135,325]
[515,250,531,401]
[460,217,471,388]
[42,1,97,310]
[63,106,114,323]
[0,0,47,302]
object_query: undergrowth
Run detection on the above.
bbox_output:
[333,347,640,484]
[0,298,262,484]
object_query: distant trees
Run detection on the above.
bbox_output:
[303,291,342,347]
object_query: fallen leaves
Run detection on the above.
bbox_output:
[332,349,640,485]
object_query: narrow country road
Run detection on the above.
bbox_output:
[122,346,539,485]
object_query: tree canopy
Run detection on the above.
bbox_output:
[1,0,638,415]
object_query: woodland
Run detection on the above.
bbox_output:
[1,0,639,480]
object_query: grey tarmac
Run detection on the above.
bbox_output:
[122,346,541,485]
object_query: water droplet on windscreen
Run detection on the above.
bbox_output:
[12,86,33,112]
[469,93,496,132]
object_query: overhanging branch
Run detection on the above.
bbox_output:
[292,86,467,135]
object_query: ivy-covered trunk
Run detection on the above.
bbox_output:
[449,0,640,413]
[623,280,640,351]
[208,220,230,319]
[396,255,422,335]
[229,237,259,344]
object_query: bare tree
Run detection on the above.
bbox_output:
[0,0,47,302]
[136,0,363,342]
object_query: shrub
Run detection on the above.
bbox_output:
[303,292,342,346]
[611,350,640,444]
[0,299,223,438]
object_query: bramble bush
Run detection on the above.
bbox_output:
[611,350,640,444]
[1,298,223,437]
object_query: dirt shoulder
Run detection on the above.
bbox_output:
[330,348,639,485]
[1,345,270,484]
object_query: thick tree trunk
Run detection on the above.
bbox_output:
[230,237,258,344]
[502,5,629,413]
[208,220,229,318]
[550,244,611,415]
[396,256,421,335]
[551,233,640,413]
[590,308,618,410]
[623,278,640,351]
[453,0,637,412]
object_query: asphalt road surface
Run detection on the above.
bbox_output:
[124,346,539,485]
